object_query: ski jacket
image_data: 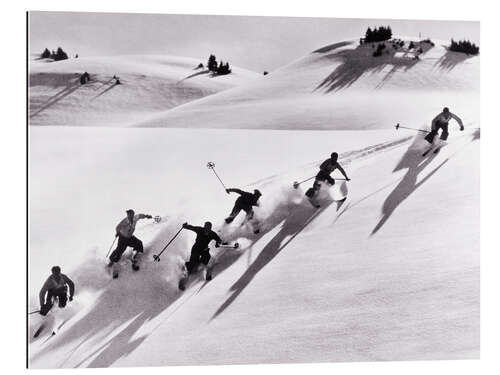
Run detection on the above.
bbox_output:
[432,112,463,129]
[116,214,149,238]
[319,159,348,178]
[228,189,260,209]
[183,225,222,249]
[39,274,75,306]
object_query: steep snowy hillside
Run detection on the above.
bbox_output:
[136,38,479,130]
[29,126,479,367]
[29,55,259,126]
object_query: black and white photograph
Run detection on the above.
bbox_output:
[26,8,480,370]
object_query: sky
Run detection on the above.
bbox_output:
[29,11,479,72]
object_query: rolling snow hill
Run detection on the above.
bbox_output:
[136,38,479,130]
[29,55,259,126]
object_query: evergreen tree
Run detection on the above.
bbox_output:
[207,54,218,72]
[41,48,51,59]
[54,47,68,61]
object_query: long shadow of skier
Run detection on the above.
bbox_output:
[370,139,449,236]
[30,224,192,368]
[211,199,333,320]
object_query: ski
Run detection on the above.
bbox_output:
[33,323,46,338]
[422,145,434,157]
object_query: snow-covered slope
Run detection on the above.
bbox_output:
[28,36,479,368]
[29,126,479,367]
[136,39,479,130]
[29,55,259,126]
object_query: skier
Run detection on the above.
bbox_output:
[224,188,262,233]
[108,209,153,276]
[180,221,222,287]
[305,152,350,207]
[39,266,75,316]
[425,107,464,144]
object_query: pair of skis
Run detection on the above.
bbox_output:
[422,143,443,157]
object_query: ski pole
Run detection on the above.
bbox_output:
[206,162,228,192]
[28,310,40,315]
[293,177,348,189]
[153,226,184,262]
[105,236,117,258]
[395,123,430,133]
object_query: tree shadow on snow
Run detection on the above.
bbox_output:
[314,42,430,93]
[370,137,449,236]
[434,47,476,72]
[211,199,334,320]
[29,77,81,118]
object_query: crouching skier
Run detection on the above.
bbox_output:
[34,266,75,338]
[179,221,222,289]
[224,188,262,234]
[39,266,75,316]
[108,209,153,278]
[305,152,350,208]
[425,107,464,144]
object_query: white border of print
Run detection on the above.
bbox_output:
[2,1,498,375]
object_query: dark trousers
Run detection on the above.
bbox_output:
[425,123,449,143]
[226,204,253,223]
[185,246,211,274]
[314,171,335,189]
[109,235,143,263]
[41,287,68,315]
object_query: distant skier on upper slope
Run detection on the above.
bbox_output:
[305,152,350,208]
[108,209,153,277]
[425,107,464,144]
[224,188,262,234]
[39,266,75,316]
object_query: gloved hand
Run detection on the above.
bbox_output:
[460,126,464,131]
[69,296,73,302]
[215,242,220,248]
[146,215,153,219]
[346,177,351,181]
[182,222,188,228]
[225,189,230,194]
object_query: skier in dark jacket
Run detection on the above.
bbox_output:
[224,188,262,224]
[425,107,464,143]
[182,222,222,274]
[305,152,350,206]
[108,209,153,273]
[39,266,75,316]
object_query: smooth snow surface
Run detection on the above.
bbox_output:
[29,55,259,127]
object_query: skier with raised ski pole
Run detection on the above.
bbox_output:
[224,188,262,234]
[305,152,350,208]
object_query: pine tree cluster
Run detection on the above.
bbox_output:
[207,54,232,75]
[449,39,479,55]
[364,26,392,43]
[40,47,69,61]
